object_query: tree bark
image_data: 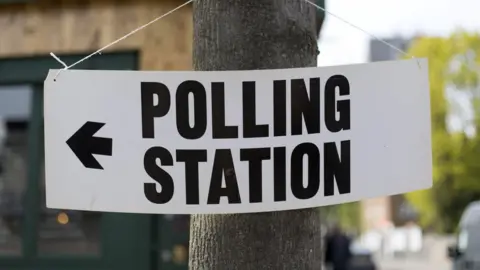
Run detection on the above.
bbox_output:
[189,0,320,269]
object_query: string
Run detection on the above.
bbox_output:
[50,52,68,68]
[303,0,421,68]
[50,0,422,81]
[50,0,193,81]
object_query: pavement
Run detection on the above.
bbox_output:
[377,258,451,270]
[374,235,453,270]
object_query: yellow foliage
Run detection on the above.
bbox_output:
[404,31,480,231]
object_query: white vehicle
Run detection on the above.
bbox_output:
[448,201,480,270]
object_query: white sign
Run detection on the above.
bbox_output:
[44,59,432,214]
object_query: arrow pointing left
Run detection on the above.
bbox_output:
[66,121,113,170]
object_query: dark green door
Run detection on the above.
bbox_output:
[155,215,190,269]
[0,51,151,270]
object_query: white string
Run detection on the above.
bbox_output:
[303,0,421,68]
[50,0,421,81]
[50,52,68,68]
[50,0,194,81]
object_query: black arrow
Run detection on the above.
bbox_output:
[66,121,112,170]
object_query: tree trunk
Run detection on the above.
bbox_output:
[189,0,320,269]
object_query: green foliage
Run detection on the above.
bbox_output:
[321,202,361,233]
[404,31,480,233]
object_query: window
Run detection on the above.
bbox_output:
[0,85,33,255]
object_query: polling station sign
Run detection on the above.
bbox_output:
[43,59,432,214]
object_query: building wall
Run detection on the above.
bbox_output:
[0,0,193,70]
[361,197,392,230]
[369,38,410,62]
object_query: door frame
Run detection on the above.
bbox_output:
[0,51,152,270]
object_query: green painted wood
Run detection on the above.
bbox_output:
[22,84,43,260]
[0,0,32,4]
[0,51,153,270]
[0,51,138,85]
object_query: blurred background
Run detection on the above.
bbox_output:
[0,0,479,270]
[318,1,480,270]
